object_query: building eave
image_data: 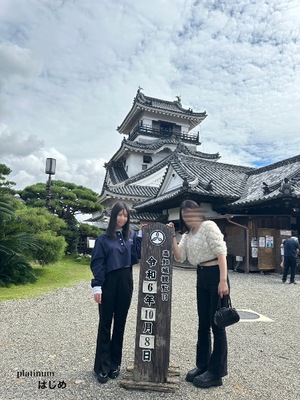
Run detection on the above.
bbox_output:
[117,90,207,135]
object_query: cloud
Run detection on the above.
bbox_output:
[0,42,41,81]
[0,0,299,194]
[170,0,300,160]
[0,124,44,156]
[3,146,106,193]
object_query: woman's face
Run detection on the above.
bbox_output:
[181,208,204,229]
[116,209,128,229]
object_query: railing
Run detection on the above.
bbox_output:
[129,123,199,144]
[129,124,170,140]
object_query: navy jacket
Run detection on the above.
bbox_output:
[90,229,142,287]
[284,238,299,258]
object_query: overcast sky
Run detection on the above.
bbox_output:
[1,0,300,193]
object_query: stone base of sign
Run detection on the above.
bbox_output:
[120,364,180,393]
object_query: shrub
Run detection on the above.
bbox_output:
[34,232,67,265]
[0,253,37,287]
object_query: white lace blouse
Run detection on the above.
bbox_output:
[176,220,227,266]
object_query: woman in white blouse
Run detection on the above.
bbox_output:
[168,200,229,389]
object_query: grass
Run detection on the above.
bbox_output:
[0,255,93,301]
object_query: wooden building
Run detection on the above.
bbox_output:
[91,89,300,273]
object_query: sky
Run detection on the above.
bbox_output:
[1,0,300,194]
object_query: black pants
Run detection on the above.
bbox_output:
[196,265,228,378]
[282,256,297,283]
[94,267,133,375]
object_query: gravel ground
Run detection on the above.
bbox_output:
[1,266,299,400]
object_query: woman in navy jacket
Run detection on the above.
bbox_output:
[90,202,142,384]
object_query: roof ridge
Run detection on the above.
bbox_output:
[176,152,254,172]
[134,89,207,116]
[137,90,189,110]
[248,154,300,175]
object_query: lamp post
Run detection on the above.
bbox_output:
[45,158,56,210]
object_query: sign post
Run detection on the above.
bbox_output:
[120,222,179,392]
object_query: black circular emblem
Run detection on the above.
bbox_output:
[150,230,166,246]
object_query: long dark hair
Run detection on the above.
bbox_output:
[106,202,130,239]
[179,199,205,234]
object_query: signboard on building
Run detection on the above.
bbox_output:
[279,230,292,236]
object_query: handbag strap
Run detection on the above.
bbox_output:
[217,294,232,309]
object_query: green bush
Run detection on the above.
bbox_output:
[78,223,102,237]
[35,231,67,265]
[61,227,79,254]
[0,253,37,287]
[0,196,41,286]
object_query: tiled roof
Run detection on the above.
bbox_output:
[115,144,222,187]
[101,142,253,207]
[124,137,178,151]
[229,155,300,207]
[130,210,161,221]
[134,187,183,210]
[168,153,252,198]
[135,91,206,117]
[118,90,207,134]
[108,140,220,180]
[188,147,220,160]
[134,155,253,210]
[121,139,220,160]
[107,162,128,184]
[85,210,161,224]
[103,185,158,199]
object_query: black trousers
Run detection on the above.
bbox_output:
[282,256,297,283]
[94,267,133,375]
[196,265,229,378]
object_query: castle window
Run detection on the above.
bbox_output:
[143,155,152,164]
[142,164,148,171]
[160,122,173,135]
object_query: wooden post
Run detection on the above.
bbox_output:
[120,222,180,392]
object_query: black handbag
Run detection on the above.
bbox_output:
[214,295,240,328]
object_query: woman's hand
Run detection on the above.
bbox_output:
[218,280,229,298]
[93,286,102,304]
[166,222,175,236]
[94,293,102,304]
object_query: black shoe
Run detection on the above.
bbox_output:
[289,281,297,284]
[109,366,120,379]
[186,367,205,382]
[97,373,109,384]
[193,371,222,388]
[282,280,286,283]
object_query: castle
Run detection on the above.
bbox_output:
[91,89,300,273]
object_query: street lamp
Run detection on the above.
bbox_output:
[45,158,56,209]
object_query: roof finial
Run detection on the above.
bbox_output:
[175,95,181,103]
[138,85,144,93]
[279,178,295,196]
[262,182,270,194]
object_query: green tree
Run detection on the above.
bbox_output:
[34,231,66,265]
[77,223,103,254]
[78,223,103,238]
[19,180,103,253]
[9,205,67,265]
[0,163,15,194]
[11,205,66,235]
[0,166,39,286]
[0,195,40,286]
